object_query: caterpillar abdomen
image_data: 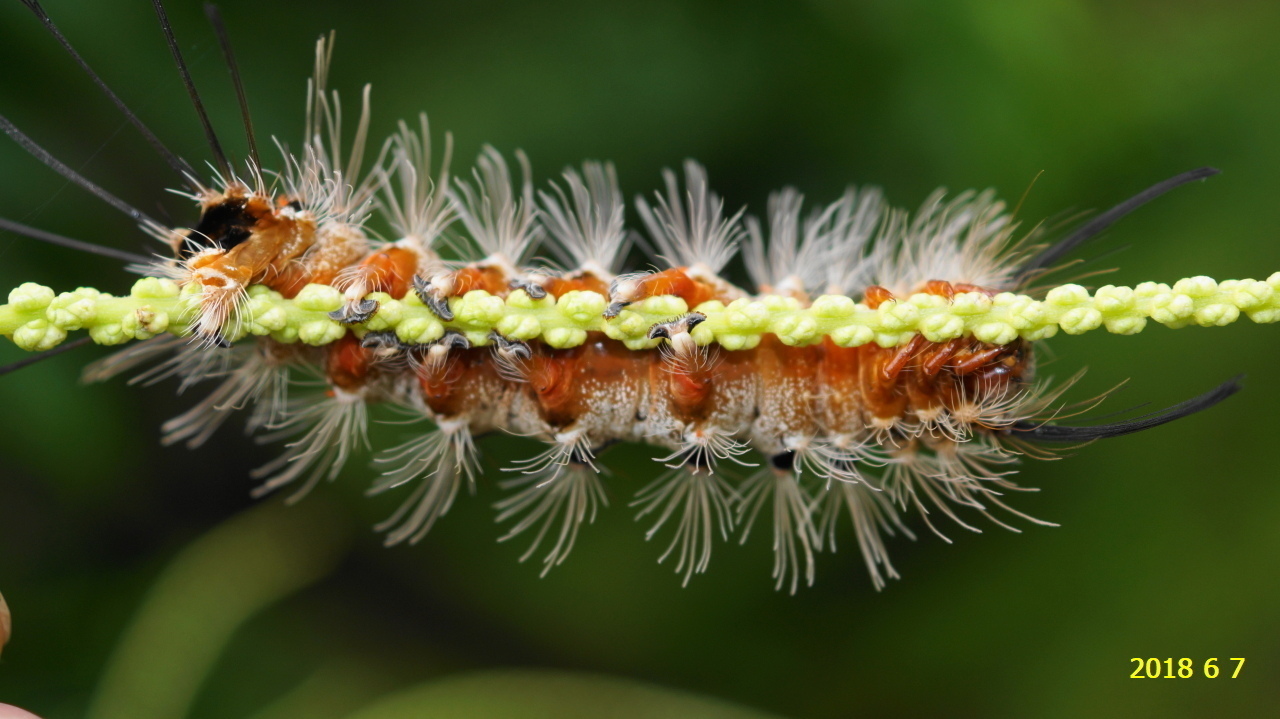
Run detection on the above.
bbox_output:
[0,24,1256,593]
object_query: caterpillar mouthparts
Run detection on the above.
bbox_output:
[0,15,1263,592]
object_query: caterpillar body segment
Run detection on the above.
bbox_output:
[0,28,1257,592]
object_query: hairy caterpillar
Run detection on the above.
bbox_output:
[0,0,1270,595]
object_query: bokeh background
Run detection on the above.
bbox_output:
[1,0,1278,717]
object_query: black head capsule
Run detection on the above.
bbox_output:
[180,196,256,259]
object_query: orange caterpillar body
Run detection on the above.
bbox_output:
[122,94,1054,590]
[7,26,1235,592]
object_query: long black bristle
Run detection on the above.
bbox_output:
[1016,167,1220,284]
[151,0,232,180]
[204,3,261,174]
[0,216,153,265]
[0,113,159,228]
[0,336,93,377]
[18,0,191,179]
[1009,376,1242,443]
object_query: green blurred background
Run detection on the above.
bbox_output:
[1,0,1278,717]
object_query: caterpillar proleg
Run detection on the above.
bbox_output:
[1,0,1272,594]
